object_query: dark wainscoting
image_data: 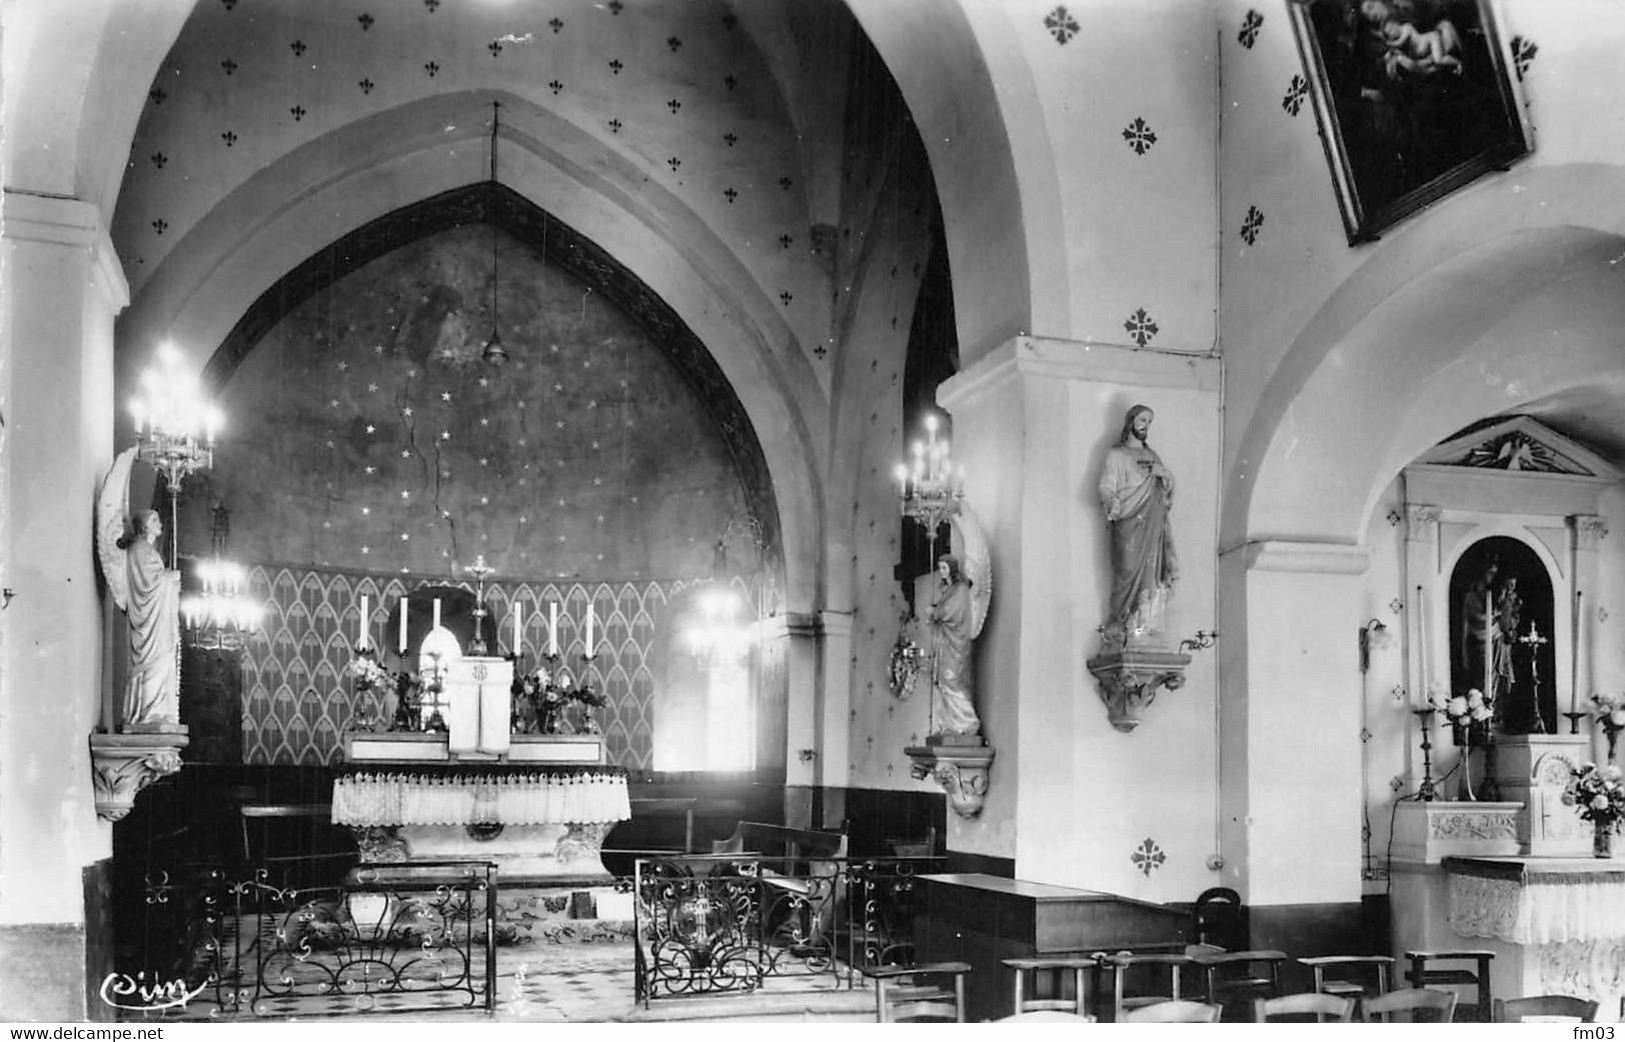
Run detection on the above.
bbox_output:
[826,787,944,857]
[1248,900,1383,994]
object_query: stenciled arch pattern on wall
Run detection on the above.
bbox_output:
[238,564,767,768]
[202,181,783,577]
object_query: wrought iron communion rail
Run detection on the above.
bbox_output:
[136,858,497,1019]
[632,854,941,1007]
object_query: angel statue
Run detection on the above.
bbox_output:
[923,507,993,741]
[96,446,183,731]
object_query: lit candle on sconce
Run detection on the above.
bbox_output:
[512,601,523,657]
[359,595,369,649]
[399,598,408,655]
[433,598,442,631]
[548,601,559,657]
[894,463,909,497]
[585,604,596,658]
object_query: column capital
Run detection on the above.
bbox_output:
[939,335,1220,411]
[2,190,129,311]
[1229,539,1371,575]
[1405,504,1442,543]
[1569,514,1608,550]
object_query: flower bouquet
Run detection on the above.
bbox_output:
[1562,761,1624,857]
[1592,692,1625,761]
[345,646,393,691]
[1430,686,1494,800]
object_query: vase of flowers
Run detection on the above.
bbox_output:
[1562,761,1623,858]
[1431,687,1494,801]
[1593,693,1625,763]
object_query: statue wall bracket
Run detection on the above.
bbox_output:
[89,729,188,822]
[1086,648,1191,732]
[905,737,995,819]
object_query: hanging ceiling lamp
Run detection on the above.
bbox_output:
[482,100,509,367]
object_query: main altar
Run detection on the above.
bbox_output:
[332,580,634,939]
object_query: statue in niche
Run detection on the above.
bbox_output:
[1457,557,1499,697]
[1449,537,1556,734]
[96,447,183,731]
[1098,404,1178,649]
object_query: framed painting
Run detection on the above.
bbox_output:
[1287,0,1533,244]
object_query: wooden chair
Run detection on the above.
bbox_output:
[1255,992,1357,1023]
[1363,987,1458,1023]
[860,961,971,1023]
[1494,995,1600,1023]
[1003,955,1098,1018]
[1100,950,1197,1021]
[1191,947,1287,1016]
[995,1011,1095,1023]
[1403,949,1494,1022]
[1191,886,1246,951]
[1123,1000,1222,1023]
[1299,955,1392,1000]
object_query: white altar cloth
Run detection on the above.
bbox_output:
[333,769,630,826]
[1446,856,1625,945]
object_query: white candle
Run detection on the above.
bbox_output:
[359,595,369,648]
[513,601,523,656]
[1416,585,1427,704]
[585,604,595,657]
[399,599,408,654]
[433,597,442,630]
[549,602,559,656]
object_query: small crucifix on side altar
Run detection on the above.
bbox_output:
[1518,620,1550,734]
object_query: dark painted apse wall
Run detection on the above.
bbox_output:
[195,222,747,578]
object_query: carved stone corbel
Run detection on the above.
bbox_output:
[89,731,188,822]
[1086,648,1192,732]
[905,741,995,819]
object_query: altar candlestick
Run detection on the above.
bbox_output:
[399,599,408,655]
[359,595,369,648]
[513,601,523,656]
[433,598,442,630]
[548,602,559,657]
[1416,584,1427,706]
[586,605,596,657]
[1572,590,1583,716]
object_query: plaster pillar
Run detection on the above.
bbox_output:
[815,610,852,795]
[773,612,821,825]
[939,336,1220,892]
[0,191,127,1019]
[1218,540,1368,912]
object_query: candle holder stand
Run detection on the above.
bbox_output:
[1413,708,1438,802]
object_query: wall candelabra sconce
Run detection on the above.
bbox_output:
[1358,618,1392,674]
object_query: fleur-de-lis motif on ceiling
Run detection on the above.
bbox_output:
[149,88,167,105]
[608,59,622,75]
[1124,307,1159,347]
[358,79,375,95]
[667,36,682,52]
[221,58,238,75]
[290,105,306,121]
[607,119,622,134]
[488,40,502,57]
[152,219,169,235]
[667,99,682,114]
[549,18,562,33]
[778,177,793,191]
[666,156,680,172]
[290,40,306,56]
[1122,117,1158,155]
[778,234,793,249]
[221,130,238,147]
[424,62,438,77]
[723,132,737,147]
[1044,6,1080,45]
[1131,838,1166,877]
[723,187,738,204]
[779,290,793,306]
[1240,205,1265,245]
[1283,74,1309,116]
[357,13,374,31]
[1238,9,1263,49]
[424,0,439,11]
[549,80,563,95]
[607,0,623,13]
[724,74,738,91]
[151,152,167,169]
